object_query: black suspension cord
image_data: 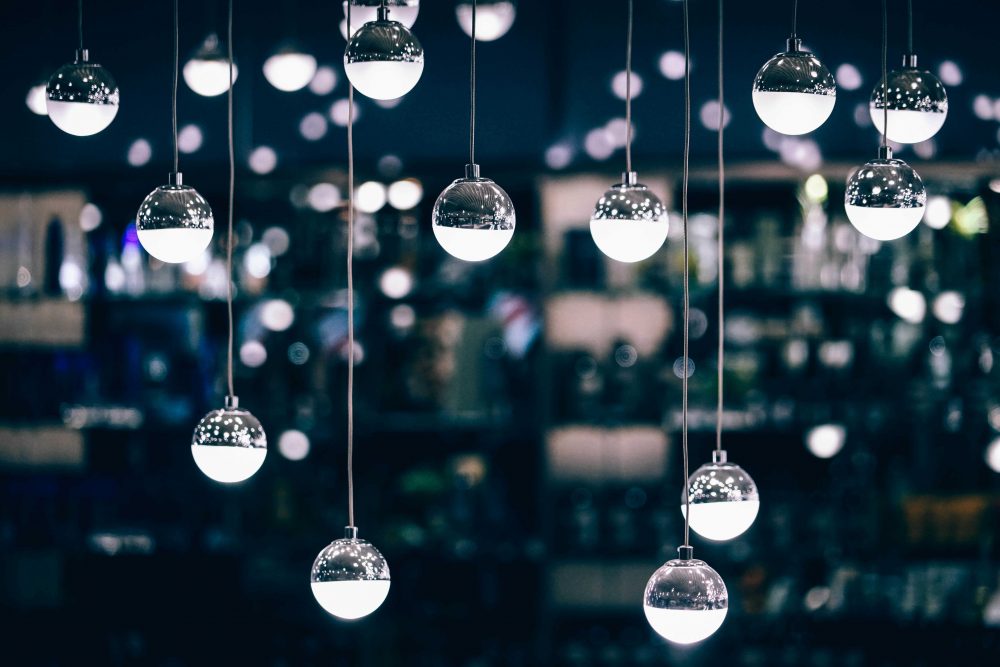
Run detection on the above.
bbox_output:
[624,0,633,174]
[716,0,724,454]
[172,0,179,175]
[881,0,888,149]
[226,0,235,400]
[469,0,477,166]
[791,0,798,37]
[347,1,356,529]
[682,0,692,548]
[78,0,84,50]
[907,0,913,54]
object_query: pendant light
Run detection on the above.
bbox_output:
[263,42,318,93]
[683,0,759,543]
[644,0,728,645]
[191,0,268,484]
[432,0,516,263]
[136,0,215,265]
[845,0,926,242]
[344,0,424,101]
[311,3,391,622]
[184,33,238,97]
[341,0,419,38]
[869,0,947,144]
[46,0,119,136]
[589,0,668,264]
[456,1,516,42]
[751,0,835,136]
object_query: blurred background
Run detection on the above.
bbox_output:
[2,0,1000,665]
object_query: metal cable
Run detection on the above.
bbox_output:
[625,0,633,174]
[347,0,356,530]
[172,0,179,174]
[792,0,798,36]
[881,0,888,149]
[682,0,691,549]
[716,0,724,454]
[226,0,235,400]
[907,0,913,54]
[470,0,477,166]
[78,0,84,50]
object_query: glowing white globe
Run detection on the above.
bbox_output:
[183,34,237,97]
[456,1,516,41]
[590,176,668,263]
[26,83,48,115]
[136,179,214,264]
[682,451,760,541]
[311,529,391,620]
[644,549,728,644]
[752,43,836,136]
[870,63,948,144]
[46,55,119,136]
[845,155,926,241]
[191,400,267,484]
[432,167,515,262]
[345,19,424,100]
[263,47,318,92]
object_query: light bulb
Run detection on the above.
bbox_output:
[342,0,419,39]
[27,83,48,115]
[46,50,119,136]
[344,8,424,100]
[752,39,835,136]
[682,450,759,542]
[806,423,846,459]
[136,173,214,264]
[432,164,515,262]
[456,1,517,42]
[311,527,391,620]
[263,43,318,92]
[590,172,669,263]
[183,33,237,97]
[644,547,728,644]
[191,397,267,484]
[845,149,926,241]
[869,55,948,144]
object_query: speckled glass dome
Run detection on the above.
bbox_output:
[845,157,926,241]
[683,451,760,541]
[432,171,516,262]
[136,183,214,264]
[752,48,835,96]
[311,531,391,620]
[589,179,669,263]
[192,406,267,451]
[643,553,729,644]
[752,43,836,136]
[45,55,119,136]
[591,181,667,224]
[870,67,948,144]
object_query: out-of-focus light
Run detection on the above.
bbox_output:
[330,98,360,126]
[309,66,337,95]
[355,181,387,213]
[888,287,926,324]
[779,137,822,171]
[973,95,995,121]
[762,128,782,152]
[240,340,268,367]
[79,203,102,231]
[183,34,237,96]
[387,179,423,209]
[59,260,85,300]
[178,124,203,154]
[183,250,211,276]
[835,63,862,90]
[456,1,516,41]
[803,174,828,203]
[105,260,126,292]
[699,100,731,131]
[26,83,48,115]
[923,195,952,229]
[954,196,989,236]
[990,179,1000,195]
[288,341,310,365]
[127,139,152,167]
[299,112,329,141]
[249,146,278,175]
[853,102,872,127]
[545,143,574,170]
[262,227,291,256]
[659,50,686,80]
[379,266,413,299]
[612,70,643,100]
[374,97,403,110]
[377,154,403,177]
[806,424,846,459]
[308,183,341,212]
[16,266,31,288]
[390,303,416,330]
[913,139,937,160]
[932,291,964,324]
[986,437,1000,473]
[260,299,295,332]
[673,357,694,379]
[604,117,630,148]
[278,429,310,461]
[263,46,318,92]
[938,60,962,86]
[584,127,614,161]
[244,243,272,279]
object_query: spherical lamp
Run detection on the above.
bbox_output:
[590,171,669,263]
[46,50,119,136]
[869,55,947,144]
[191,396,267,484]
[432,164,515,262]
[136,173,214,264]
[682,450,759,542]
[311,527,391,620]
[344,4,423,100]
[752,38,836,136]
[183,33,237,97]
[263,42,318,93]
[456,1,516,41]
[644,547,728,644]
[845,147,926,241]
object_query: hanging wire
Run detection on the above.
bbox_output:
[681,0,692,548]
[791,0,798,37]
[172,0,179,175]
[716,0,725,454]
[907,0,913,54]
[225,0,235,400]
[881,0,888,149]
[78,0,84,50]
[624,0,633,174]
[469,0,477,166]
[346,0,356,530]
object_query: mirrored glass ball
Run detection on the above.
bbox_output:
[644,554,728,644]
[682,453,760,541]
[46,58,119,136]
[845,158,926,241]
[344,19,424,99]
[184,33,237,97]
[432,172,515,262]
[191,404,267,484]
[590,179,668,263]
[870,68,948,144]
[136,183,214,264]
[311,532,391,620]
[752,48,836,135]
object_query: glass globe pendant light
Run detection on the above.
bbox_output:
[46,0,119,136]
[344,0,424,100]
[456,1,516,42]
[136,0,214,265]
[263,41,318,92]
[340,0,419,40]
[589,0,668,264]
[183,33,237,97]
[432,0,515,262]
[683,0,760,544]
[868,0,947,143]
[312,6,389,619]
[644,0,727,645]
[846,0,926,241]
[751,0,836,136]
[192,0,268,485]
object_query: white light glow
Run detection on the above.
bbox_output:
[137,228,213,264]
[300,112,329,141]
[433,226,514,262]
[682,500,760,542]
[584,127,614,161]
[263,51,318,92]
[871,108,947,145]
[545,143,574,170]
[986,437,1000,474]
[888,287,926,324]
[249,146,278,175]
[344,60,423,100]
[699,100,731,131]
[752,91,835,136]
[806,424,846,459]
[192,445,267,484]
[311,580,391,620]
[278,430,310,461]
[356,181,388,213]
[379,266,413,299]
[659,50,686,80]
[308,183,341,212]
[611,70,643,100]
[973,95,995,121]
[590,219,669,263]
[26,84,48,115]
[178,124,203,153]
[330,98,360,126]
[923,196,952,229]
[239,340,267,368]
[643,607,728,645]
[183,59,237,97]
[126,139,153,167]
[835,63,862,90]
[387,179,423,209]
[456,2,516,41]
[309,66,338,95]
[932,291,964,324]
[846,205,924,241]
[244,243,272,279]
[938,60,962,86]
[260,299,295,331]
[47,100,118,136]
[79,203,103,231]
